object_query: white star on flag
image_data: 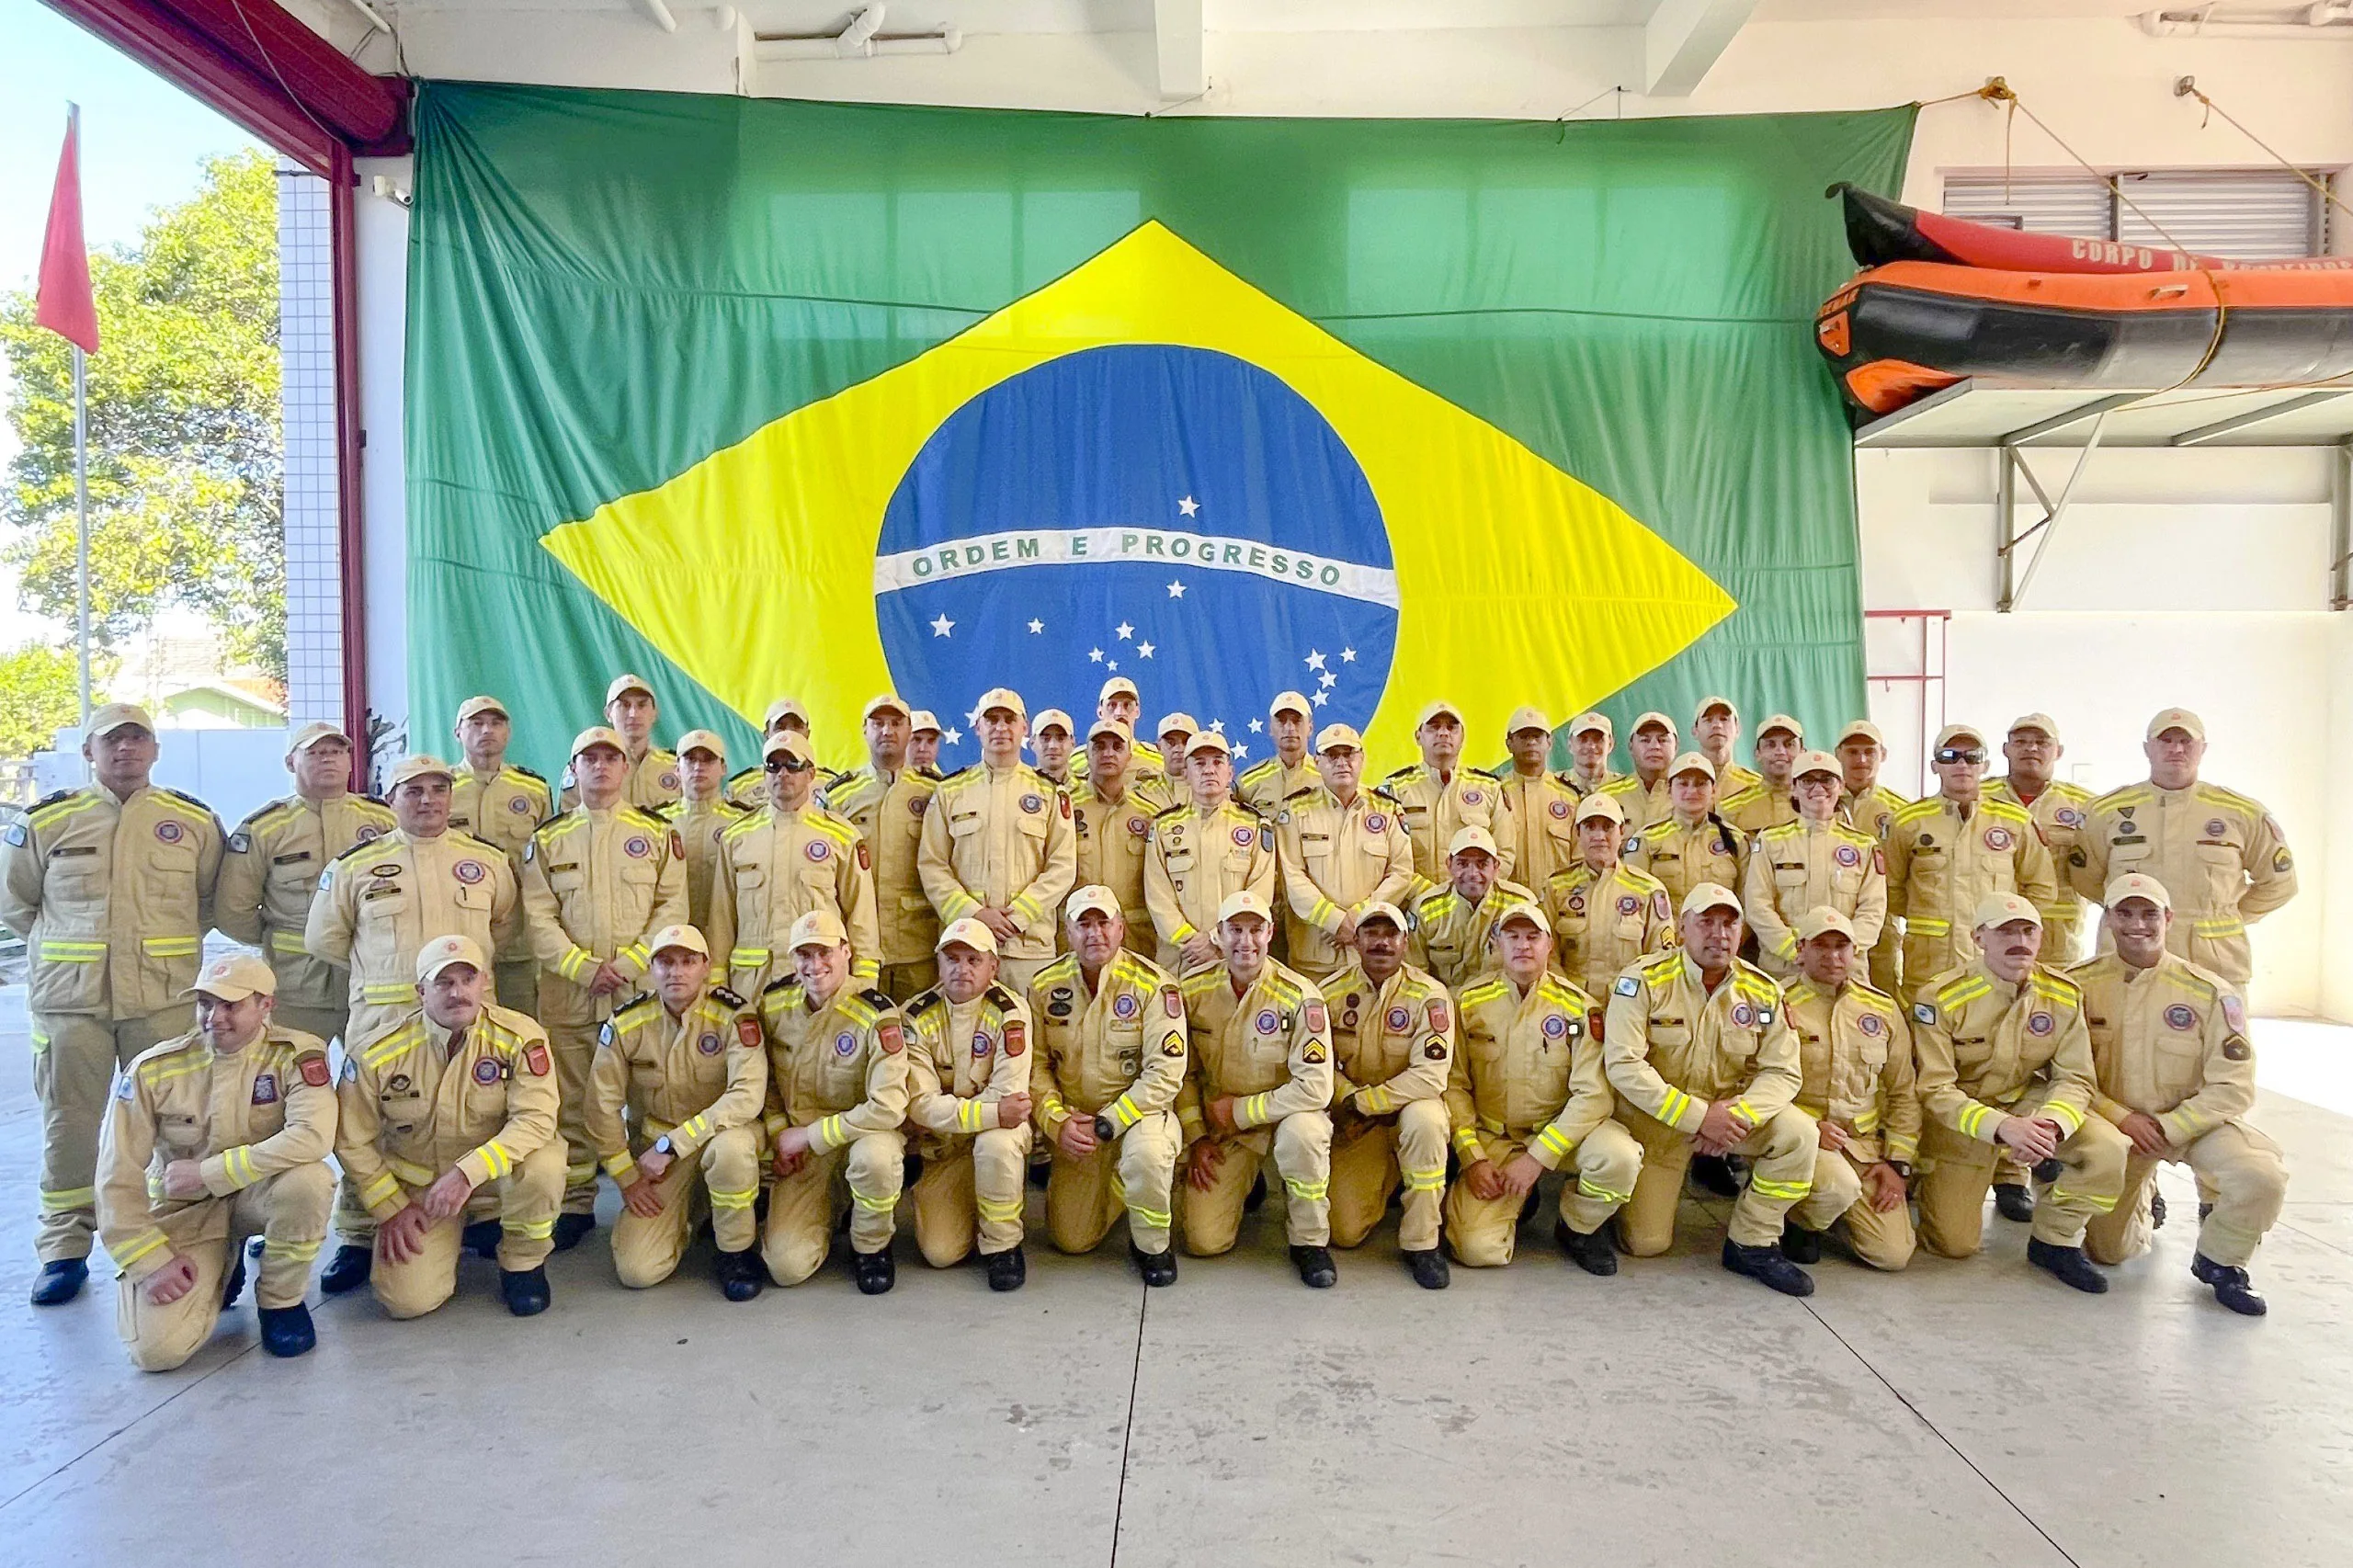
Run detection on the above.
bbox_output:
[1177,495,1199,517]
[965,709,982,726]
[1248,718,1264,733]
[1028,619,1044,634]
[1312,690,1330,707]
[1318,672,1336,689]
[1233,744,1250,760]
[1088,648,1104,663]
[1340,648,1357,663]
[931,614,955,637]
[1208,719,1225,733]
[1116,621,1135,641]
[1304,650,1326,671]
[1136,642,1155,659]
[1166,580,1187,598]
[943,728,962,744]
[1107,659,1120,672]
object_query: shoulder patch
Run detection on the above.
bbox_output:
[859,987,895,1013]
[1913,1002,1937,1026]
[1612,974,1641,998]
[711,985,746,1008]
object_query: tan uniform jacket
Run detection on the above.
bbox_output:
[1274,788,1416,971]
[563,745,680,811]
[2071,951,2256,1148]
[1984,777,2096,956]
[1237,755,1317,817]
[96,1026,335,1280]
[1603,951,1800,1135]
[2070,781,2296,987]
[335,1004,560,1221]
[1068,780,1160,949]
[1559,767,1622,801]
[823,764,944,968]
[1142,800,1275,956]
[1881,795,2055,989]
[1405,877,1539,991]
[1840,782,1909,844]
[1448,969,1608,1168]
[1494,770,1583,892]
[1742,817,1888,970]
[655,795,751,940]
[519,806,690,1029]
[1324,960,1455,1117]
[1175,960,1334,1143]
[1623,811,1748,916]
[1721,778,1800,837]
[1600,770,1672,832]
[216,792,396,1009]
[903,982,1033,1143]
[2,783,224,1020]
[1781,979,1918,1164]
[1376,764,1511,892]
[708,802,881,995]
[585,983,767,1187]
[1029,949,1188,1140]
[1710,759,1764,797]
[1911,962,2095,1145]
[304,828,522,1017]
[1542,859,1674,999]
[916,763,1077,965]
[449,763,552,876]
[756,980,909,1151]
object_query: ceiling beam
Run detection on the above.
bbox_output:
[1643,0,1757,97]
[1155,0,1204,101]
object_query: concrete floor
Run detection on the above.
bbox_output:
[2,989,2348,1567]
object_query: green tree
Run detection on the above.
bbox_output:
[0,643,86,758]
[0,150,283,678]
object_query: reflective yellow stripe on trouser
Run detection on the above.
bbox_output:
[35,1011,169,1264]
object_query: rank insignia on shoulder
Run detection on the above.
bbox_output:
[2222,1036,2251,1062]
[1162,1039,1185,1057]
[1613,975,1640,997]
[712,986,745,1007]
[1424,1039,1446,1060]
[1302,1044,1327,1064]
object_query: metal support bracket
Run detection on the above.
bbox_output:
[1995,404,2118,613]
[2331,436,2352,612]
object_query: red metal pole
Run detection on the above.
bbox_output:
[330,144,370,789]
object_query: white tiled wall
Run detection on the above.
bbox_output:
[277,159,342,726]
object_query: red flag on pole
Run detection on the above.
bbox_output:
[35,114,99,356]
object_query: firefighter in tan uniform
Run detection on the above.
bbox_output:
[1274,723,1416,982]
[1622,752,1747,913]
[1603,884,1819,1295]
[1559,712,1623,800]
[1030,710,1077,790]
[1833,719,1908,996]
[906,710,943,773]
[215,722,395,1042]
[1095,676,1162,782]
[1067,720,1165,958]
[710,729,880,999]
[337,935,563,1319]
[726,696,840,806]
[1144,731,1275,975]
[2072,708,2296,994]
[1883,723,2056,999]
[1692,696,1763,797]
[562,673,680,811]
[1147,713,1197,811]
[917,687,1078,994]
[1176,891,1338,1287]
[1406,826,1536,990]
[904,919,1035,1289]
[1541,795,1673,999]
[1777,909,1918,1271]
[447,694,554,1014]
[758,909,910,1294]
[1984,713,2096,964]
[818,696,938,1001]
[1719,714,1804,835]
[657,730,750,949]
[1379,699,1511,898]
[1911,893,2129,1292]
[1445,903,1641,1277]
[1322,903,1455,1288]
[1599,711,1677,830]
[519,725,691,1241]
[4,703,225,1305]
[96,953,333,1368]
[1494,707,1581,893]
[1029,888,1188,1282]
[1236,690,1318,816]
[585,925,767,1300]
[2075,875,2286,1315]
[1742,751,1886,981]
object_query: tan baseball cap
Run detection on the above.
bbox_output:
[1357,900,1408,931]
[287,721,346,756]
[647,924,709,958]
[1681,881,1743,919]
[85,702,154,742]
[1186,730,1231,757]
[1064,884,1122,923]
[861,694,910,722]
[186,951,278,1002]
[1972,892,2042,930]
[1087,718,1132,745]
[1756,713,1804,741]
[764,696,810,731]
[1695,695,1738,721]
[2146,707,2205,742]
[936,916,999,956]
[788,908,849,951]
[1416,699,1464,728]
[1156,711,1199,741]
[976,687,1027,721]
[908,710,941,736]
[416,933,487,983]
[675,729,726,761]
[2008,712,2061,741]
[455,695,509,726]
[1505,706,1552,737]
[1933,722,1986,752]
[2104,872,2172,911]
[570,725,628,759]
[1217,889,1274,925]
[1574,793,1625,826]
[1098,676,1140,704]
[762,730,813,766]
[605,674,655,705]
[1631,710,1677,737]
[1835,719,1883,749]
[1033,708,1074,739]
[1314,722,1363,753]
[1495,899,1551,935]
[387,753,455,790]
[1568,711,1612,740]
[1448,825,1499,859]
[1269,691,1313,720]
[1792,749,1842,780]
[1796,906,1856,943]
[1668,750,1716,781]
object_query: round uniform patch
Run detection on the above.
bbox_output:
[1835,844,1860,868]
[1859,1013,1884,1037]
[472,1057,503,1085]
[153,819,184,844]
[1113,993,1140,1020]
[698,1031,724,1055]
[834,1030,858,1057]
[1541,1014,1568,1038]
[1129,816,1149,837]
[1731,1002,1755,1028]
[1567,892,1586,914]
[623,835,652,858]
[910,797,928,817]
[1365,812,1387,834]
[2054,807,2082,828]
[1020,793,1044,814]
[2205,818,2229,840]
[2165,1004,2198,1031]
[508,796,532,813]
[354,826,383,846]
[1548,801,1571,820]
[2027,1011,2054,1037]
[1709,841,1732,857]
[659,771,680,791]
[1232,826,1256,848]
[1984,827,2012,851]
[710,824,727,845]
[1461,789,1483,806]
[806,839,830,862]
[972,1032,994,1058]
[1617,893,1641,916]
[453,858,487,884]
[1386,1005,1412,1031]
[1255,1008,1279,1035]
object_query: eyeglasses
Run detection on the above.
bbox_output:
[764,757,813,774]
[1933,747,1986,766]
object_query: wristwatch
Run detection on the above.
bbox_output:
[653,1135,674,1156]
[1883,1159,1912,1180]
[1094,1114,1119,1141]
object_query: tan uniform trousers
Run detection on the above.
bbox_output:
[540,1007,603,1217]
[270,1003,348,1051]
[1445,1120,1642,1267]
[1178,1112,1332,1254]
[494,960,539,1018]
[761,1129,905,1285]
[1045,1110,1181,1256]
[35,1006,191,1263]
[1917,1111,2129,1257]
[1790,1146,1916,1270]
[1330,1101,1451,1253]
[2085,1122,2286,1270]
[612,1126,762,1288]
[116,1162,334,1373]
[1618,1103,1817,1255]
[877,962,935,1005]
[371,1139,563,1320]
[912,1125,1032,1266]
[994,955,1054,997]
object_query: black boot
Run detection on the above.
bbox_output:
[318,1244,371,1295]
[1404,1247,1450,1290]
[986,1245,1027,1292]
[1555,1219,1618,1277]
[500,1265,552,1316]
[2027,1236,2109,1293]
[462,1219,502,1259]
[1722,1237,1814,1296]
[1779,1221,1823,1266]
[2191,1253,2268,1317]
[221,1253,248,1309]
[1245,1174,1267,1212]
[854,1248,896,1295]
[258,1302,316,1358]
[716,1247,764,1303]
[1995,1183,2036,1223]
[1290,1244,1337,1289]
[2149,1188,2168,1230]
[550,1211,596,1253]
[28,1258,86,1306]
[1689,1153,1741,1199]
[1131,1241,1177,1287]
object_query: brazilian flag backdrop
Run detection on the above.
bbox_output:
[406,82,1914,778]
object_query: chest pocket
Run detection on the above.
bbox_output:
[460,1061,511,1129]
[1646,1016,1690,1056]
[158,1110,206,1158]
[548,867,587,898]
[358,880,413,940]
[948,812,984,846]
[142,837,200,905]
[377,1088,428,1138]
[795,844,840,893]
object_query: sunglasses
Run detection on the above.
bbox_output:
[1933,746,1986,766]
[764,756,814,774]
